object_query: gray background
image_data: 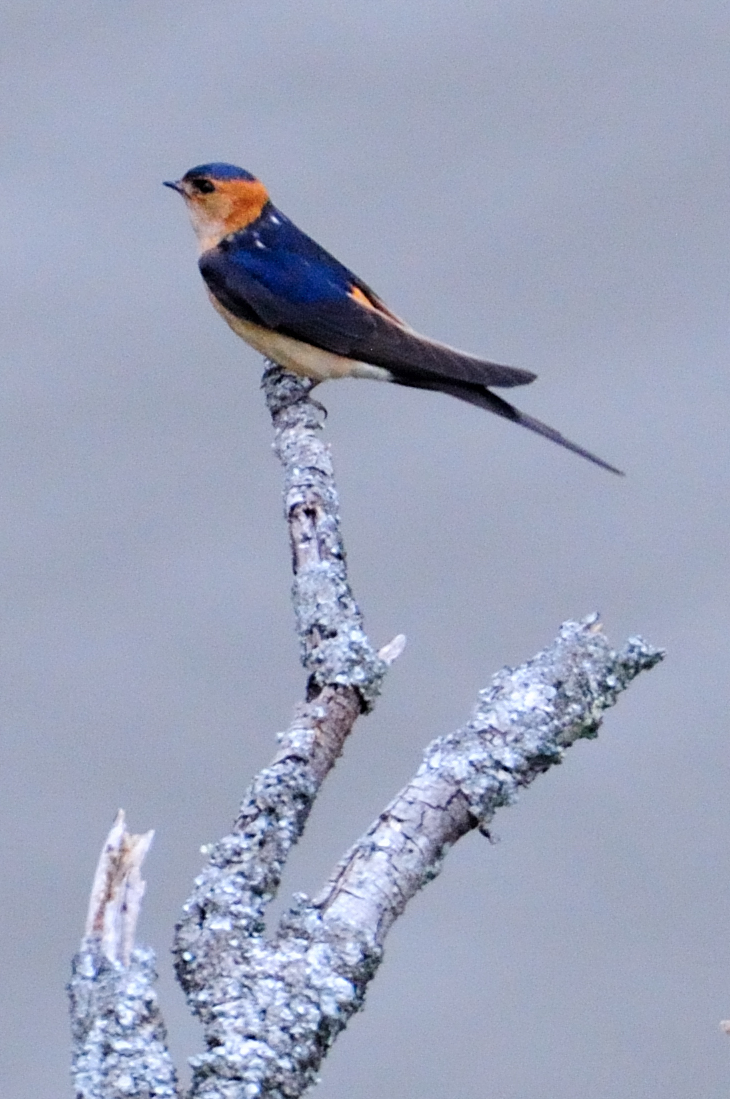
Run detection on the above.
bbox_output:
[2,2,728,1096]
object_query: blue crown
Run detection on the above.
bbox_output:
[183,163,257,182]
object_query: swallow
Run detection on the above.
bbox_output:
[165,163,621,474]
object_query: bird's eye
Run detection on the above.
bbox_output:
[191,178,215,194]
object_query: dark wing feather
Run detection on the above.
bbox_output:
[199,246,536,390]
[394,373,623,474]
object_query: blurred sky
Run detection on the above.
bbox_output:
[1,2,729,1096]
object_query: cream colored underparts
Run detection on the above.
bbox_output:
[209,293,393,383]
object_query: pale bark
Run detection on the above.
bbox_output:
[69,366,663,1099]
[69,812,177,1099]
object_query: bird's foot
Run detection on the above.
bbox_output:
[262,363,328,421]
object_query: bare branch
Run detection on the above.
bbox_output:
[173,616,662,1099]
[69,813,178,1099]
[69,365,663,1099]
[84,810,154,967]
[262,365,388,708]
[314,618,663,946]
[70,365,397,1099]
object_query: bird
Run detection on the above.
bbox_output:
[165,163,621,474]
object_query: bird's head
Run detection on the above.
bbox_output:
[164,163,270,252]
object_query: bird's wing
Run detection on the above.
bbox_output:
[199,243,536,390]
[200,236,621,474]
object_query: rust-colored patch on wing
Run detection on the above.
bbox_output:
[348,283,409,326]
[349,284,379,310]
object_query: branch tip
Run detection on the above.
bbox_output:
[378,633,407,665]
[84,810,154,966]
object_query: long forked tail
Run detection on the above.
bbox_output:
[393,374,624,475]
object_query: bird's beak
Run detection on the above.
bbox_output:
[163,179,184,194]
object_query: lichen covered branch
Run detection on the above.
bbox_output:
[69,366,664,1099]
[313,618,663,947]
[172,367,397,1045]
[69,812,178,1099]
[172,617,661,1099]
[262,366,389,708]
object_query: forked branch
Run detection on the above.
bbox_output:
[69,366,663,1099]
